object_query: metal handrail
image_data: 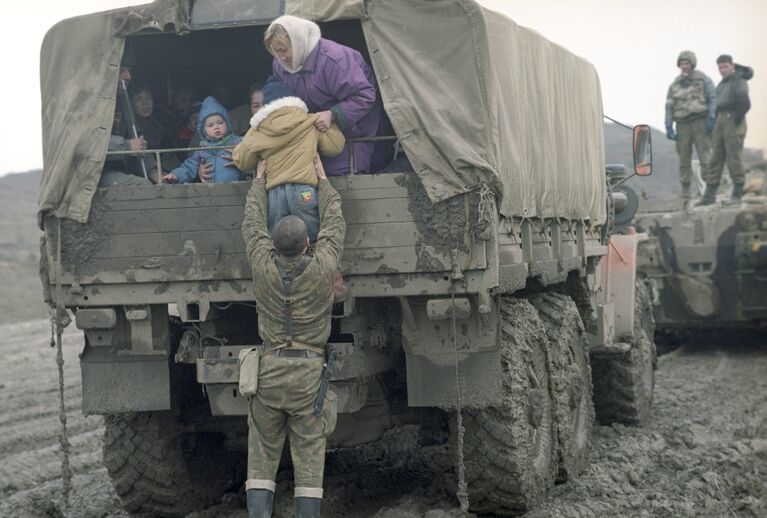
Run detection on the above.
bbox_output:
[105,135,403,182]
[105,144,234,183]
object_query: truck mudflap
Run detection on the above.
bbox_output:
[399,294,503,408]
[81,350,170,415]
[590,230,649,351]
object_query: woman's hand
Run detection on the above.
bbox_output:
[256,159,267,180]
[313,154,327,180]
[314,111,333,132]
[223,147,238,168]
[162,172,178,184]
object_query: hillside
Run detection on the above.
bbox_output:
[0,170,48,324]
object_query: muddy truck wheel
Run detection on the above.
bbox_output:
[103,412,241,517]
[460,297,557,515]
[531,292,595,482]
[591,281,657,426]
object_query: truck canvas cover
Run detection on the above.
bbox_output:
[38,0,606,225]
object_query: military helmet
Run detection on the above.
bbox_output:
[677,50,697,68]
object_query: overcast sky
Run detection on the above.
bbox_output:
[1,0,765,176]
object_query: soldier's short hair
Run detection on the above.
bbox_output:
[272,215,308,257]
[716,54,733,65]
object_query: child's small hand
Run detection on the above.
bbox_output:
[256,160,267,180]
[162,173,178,184]
[313,154,327,180]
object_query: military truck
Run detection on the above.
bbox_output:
[635,188,767,329]
[38,1,655,515]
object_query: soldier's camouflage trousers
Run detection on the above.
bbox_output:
[706,113,747,187]
[675,116,711,187]
[246,354,338,498]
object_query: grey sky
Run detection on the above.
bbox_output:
[1,0,765,176]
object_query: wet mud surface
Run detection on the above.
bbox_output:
[1,320,765,517]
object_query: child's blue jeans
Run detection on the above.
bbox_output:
[267,183,320,242]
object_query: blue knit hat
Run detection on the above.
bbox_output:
[261,75,296,105]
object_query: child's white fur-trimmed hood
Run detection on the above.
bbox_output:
[250,96,309,130]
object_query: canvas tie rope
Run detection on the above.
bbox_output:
[451,291,469,513]
[54,219,73,506]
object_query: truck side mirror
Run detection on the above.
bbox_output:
[632,124,652,176]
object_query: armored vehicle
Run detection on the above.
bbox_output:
[635,189,767,329]
[39,1,655,515]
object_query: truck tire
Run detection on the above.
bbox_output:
[591,281,657,426]
[461,297,557,515]
[531,292,594,482]
[103,412,241,517]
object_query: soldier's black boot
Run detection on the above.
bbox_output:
[247,489,273,518]
[295,497,321,518]
[729,182,744,204]
[695,184,718,206]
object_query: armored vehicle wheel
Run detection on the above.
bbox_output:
[103,412,241,517]
[591,281,657,426]
[461,297,557,515]
[531,293,594,482]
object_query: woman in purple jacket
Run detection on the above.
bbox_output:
[264,15,383,176]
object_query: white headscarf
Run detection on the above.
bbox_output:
[267,15,321,74]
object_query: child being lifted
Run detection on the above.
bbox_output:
[232,76,345,240]
[232,76,348,300]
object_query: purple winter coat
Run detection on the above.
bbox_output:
[273,38,382,176]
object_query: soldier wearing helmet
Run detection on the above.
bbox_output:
[665,50,716,200]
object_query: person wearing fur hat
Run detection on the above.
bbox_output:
[232,76,345,240]
[264,15,383,176]
[698,54,754,205]
[665,50,716,200]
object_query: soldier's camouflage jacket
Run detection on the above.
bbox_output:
[241,179,345,349]
[665,70,716,126]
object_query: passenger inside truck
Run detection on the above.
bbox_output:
[116,16,407,182]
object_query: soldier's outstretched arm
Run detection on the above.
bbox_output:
[314,155,346,271]
[241,161,273,266]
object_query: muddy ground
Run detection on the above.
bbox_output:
[1,320,765,518]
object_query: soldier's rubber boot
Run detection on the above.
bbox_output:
[295,497,321,518]
[247,489,274,518]
[695,184,718,206]
[728,182,744,204]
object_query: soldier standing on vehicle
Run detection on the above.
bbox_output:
[241,156,344,518]
[698,54,754,205]
[665,50,716,200]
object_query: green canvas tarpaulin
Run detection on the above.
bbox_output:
[38,0,605,225]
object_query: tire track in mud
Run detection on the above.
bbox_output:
[1,320,765,518]
[0,319,111,517]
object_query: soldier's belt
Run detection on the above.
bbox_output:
[264,347,323,359]
[261,340,325,357]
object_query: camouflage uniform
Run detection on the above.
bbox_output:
[706,65,753,188]
[665,51,716,193]
[241,178,345,499]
